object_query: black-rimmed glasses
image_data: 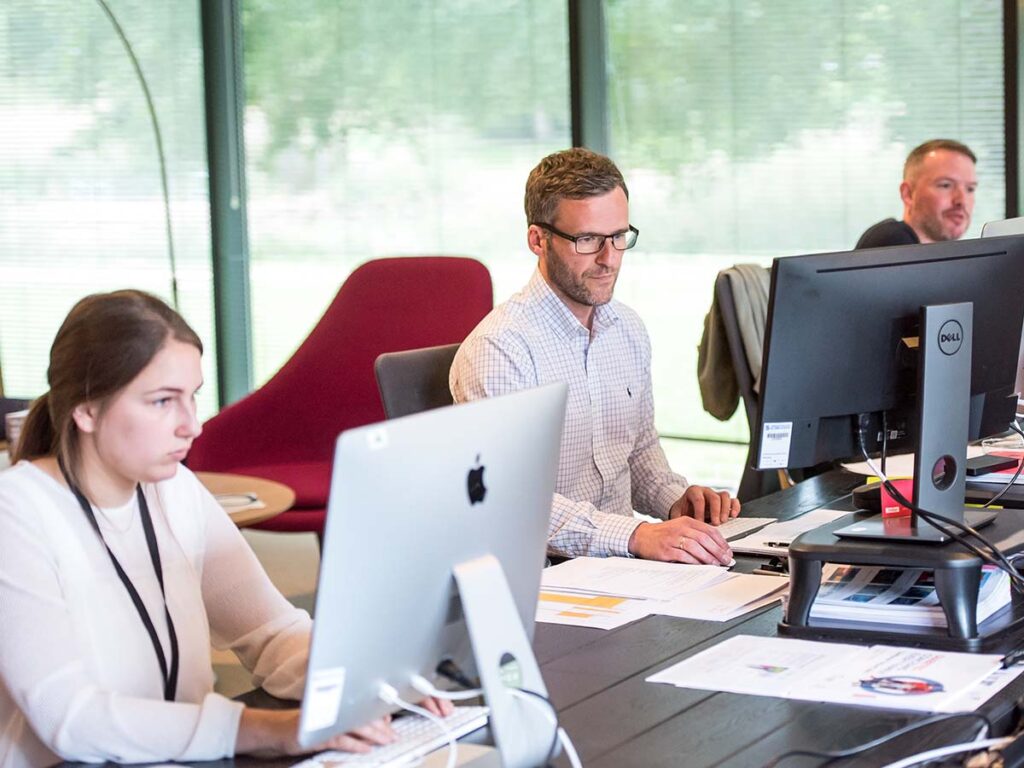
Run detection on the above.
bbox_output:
[532,222,639,255]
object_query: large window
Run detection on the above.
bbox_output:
[0,0,215,413]
[241,1,572,384]
[3,2,1008,493]
[607,0,1005,454]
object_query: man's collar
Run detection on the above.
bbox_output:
[526,269,620,339]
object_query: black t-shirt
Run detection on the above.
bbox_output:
[854,218,920,249]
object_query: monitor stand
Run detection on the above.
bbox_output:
[833,507,996,543]
[779,513,1024,652]
[781,303,1023,650]
[835,302,979,542]
[452,554,555,768]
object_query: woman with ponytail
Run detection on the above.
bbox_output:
[0,290,418,766]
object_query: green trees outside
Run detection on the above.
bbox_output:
[0,0,1006,451]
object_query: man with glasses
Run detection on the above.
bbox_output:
[450,148,739,564]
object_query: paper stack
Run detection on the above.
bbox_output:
[808,564,1012,629]
[537,557,788,630]
[728,508,852,556]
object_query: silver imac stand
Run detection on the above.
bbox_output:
[453,553,554,768]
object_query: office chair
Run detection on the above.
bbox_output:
[712,268,784,501]
[375,343,461,419]
[186,257,493,538]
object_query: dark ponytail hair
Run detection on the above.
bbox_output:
[13,290,202,485]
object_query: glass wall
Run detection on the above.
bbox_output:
[241,0,572,384]
[607,0,1005,452]
[2,1,1007,480]
[0,0,216,414]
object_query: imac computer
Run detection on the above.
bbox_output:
[753,235,1024,541]
[298,383,567,767]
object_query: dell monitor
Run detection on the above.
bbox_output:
[752,235,1024,541]
[298,383,567,767]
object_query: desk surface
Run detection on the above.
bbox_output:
[66,470,1024,767]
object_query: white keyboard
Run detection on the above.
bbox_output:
[295,705,489,767]
[717,516,775,541]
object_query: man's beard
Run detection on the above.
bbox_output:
[544,250,617,307]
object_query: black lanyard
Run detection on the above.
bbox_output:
[58,459,179,702]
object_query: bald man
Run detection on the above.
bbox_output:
[855,139,977,249]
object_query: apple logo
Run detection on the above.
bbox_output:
[467,454,487,505]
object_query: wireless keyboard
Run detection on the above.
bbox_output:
[717,516,775,540]
[294,705,489,766]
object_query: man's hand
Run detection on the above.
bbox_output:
[627,516,732,565]
[669,485,741,525]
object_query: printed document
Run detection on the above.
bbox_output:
[729,508,852,556]
[540,557,730,601]
[809,564,1011,628]
[535,591,652,630]
[647,634,1012,712]
[537,558,790,628]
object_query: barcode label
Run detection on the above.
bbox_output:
[758,421,792,469]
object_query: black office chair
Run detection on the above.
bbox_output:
[374,343,461,419]
[713,270,783,501]
[715,270,831,501]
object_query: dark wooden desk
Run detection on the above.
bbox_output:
[66,470,1024,767]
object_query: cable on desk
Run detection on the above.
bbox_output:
[431,660,579,768]
[411,674,483,701]
[857,417,1024,594]
[760,712,992,767]
[507,687,565,768]
[980,428,1024,509]
[378,682,458,768]
[878,736,1010,768]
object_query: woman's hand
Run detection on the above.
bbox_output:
[236,708,396,757]
[420,696,455,718]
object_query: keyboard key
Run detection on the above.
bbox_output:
[294,705,489,767]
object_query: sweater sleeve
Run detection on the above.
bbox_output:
[0,479,243,764]
[193,476,313,701]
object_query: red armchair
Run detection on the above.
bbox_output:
[186,256,493,537]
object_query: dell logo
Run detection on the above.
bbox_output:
[937,320,963,356]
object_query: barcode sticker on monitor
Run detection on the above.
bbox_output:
[759,422,792,469]
[300,667,346,734]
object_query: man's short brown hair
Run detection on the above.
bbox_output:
[903,139,977,181]
[525,147,628,225]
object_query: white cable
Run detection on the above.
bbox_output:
[408,677,581,768]
[378,683,458,768]
[557,727,582,768]
[506,688,557,726]
[878,735,1010,768]
[410,674,484,701]
[861,452,891,487]
[506,688,582,768]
